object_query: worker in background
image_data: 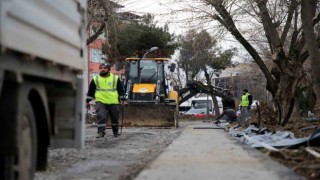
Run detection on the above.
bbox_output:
[241,89,252,109]
[240,89,253,122]
[215,108,237,124]
[86,63,126,138]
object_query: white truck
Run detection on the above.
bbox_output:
[0,0,86,179]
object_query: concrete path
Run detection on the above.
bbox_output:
[135,122,303,180]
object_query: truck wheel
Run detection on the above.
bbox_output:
[0,83,38,180]
[14,100,37,180]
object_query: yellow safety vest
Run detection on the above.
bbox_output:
[241,93,250,106]
[93,73,119,104]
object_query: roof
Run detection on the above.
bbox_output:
[117,12,141,20]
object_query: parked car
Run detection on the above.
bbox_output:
[185,108,215,118]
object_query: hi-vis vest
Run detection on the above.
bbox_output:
[93,73,119,104]
[241,93,250,106]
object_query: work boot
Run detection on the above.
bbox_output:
[113,130,121,137]
[112,126,119,137]
[95,132,105,138]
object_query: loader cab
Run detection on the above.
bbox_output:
[124,58,169,102]
[126,58,165,84]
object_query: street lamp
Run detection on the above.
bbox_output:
[142,46,159,58]
[138,47,159,83]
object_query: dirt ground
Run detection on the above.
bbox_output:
[243,104,320,180]
[43,111,319,180]
[35,125,185,180]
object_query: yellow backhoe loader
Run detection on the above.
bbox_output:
[121,57,179,127]
[121,56,235,127]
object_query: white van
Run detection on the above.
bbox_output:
[190,96,218,114]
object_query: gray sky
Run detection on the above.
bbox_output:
[121,0,189,35]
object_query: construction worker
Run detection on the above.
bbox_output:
[240,89,253,122]
[86,63,125,138]
[240,89,253,109]
[215,108,237,124]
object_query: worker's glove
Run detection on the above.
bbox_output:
[247,106,251,110]
[86,98,91,104]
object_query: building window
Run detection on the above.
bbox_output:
[90,49,104,63]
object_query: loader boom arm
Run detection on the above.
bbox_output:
[178,81,232,105]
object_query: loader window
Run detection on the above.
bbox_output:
[128,61,138,83]
[140,60,158,83]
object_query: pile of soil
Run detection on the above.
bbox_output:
[248,103,320,179]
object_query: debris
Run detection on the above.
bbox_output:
[305,117,320,122]
[226,123,320,149]
[242,133,279,151]
[305,147,320,158]
[300,126,319,131]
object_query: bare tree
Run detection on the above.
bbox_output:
[178,29,235,115]
[178,30,203,82]
[172,0,320,126]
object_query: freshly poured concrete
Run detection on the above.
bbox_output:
[135,123,303,180]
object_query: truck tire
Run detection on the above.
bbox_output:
[0,88,37,180]
[14,99,37,180]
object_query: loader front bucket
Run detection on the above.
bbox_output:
[121,104,178,127]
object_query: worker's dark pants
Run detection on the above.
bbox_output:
[240,107,251,123]
[95,102,120,135]
[225,116,237,123]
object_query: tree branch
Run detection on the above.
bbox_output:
[207,0,277,93]
[288,9,301,61]
[255,0,282,49]
[280,0,298,44]
[313,12,320,26]
[86,0,110,46]
[86,22,105,45]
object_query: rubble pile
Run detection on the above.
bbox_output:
[217,103,320,180]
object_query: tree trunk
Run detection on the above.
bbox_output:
[301,0,320,115]
[203,68,221,116]
[185,65,189,83]
[211,94,221,116]
[275,72,298,126]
